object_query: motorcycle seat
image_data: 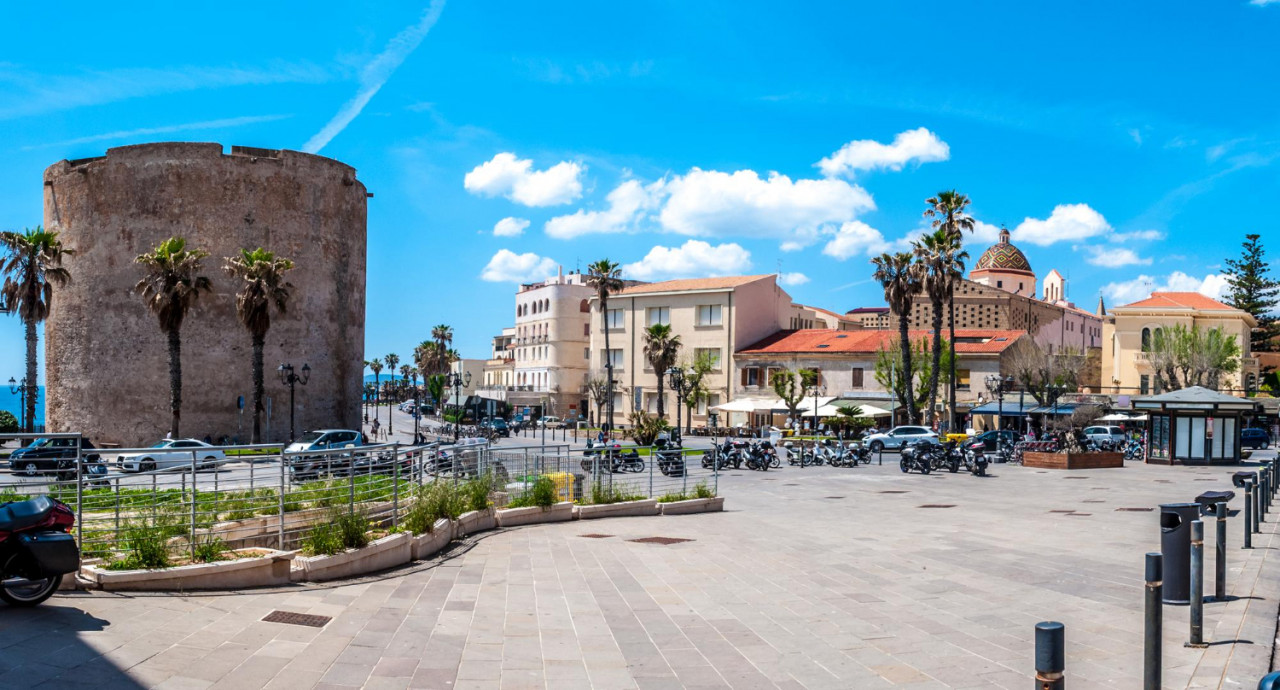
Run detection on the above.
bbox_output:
[0,496,55,532]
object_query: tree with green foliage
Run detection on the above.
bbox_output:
[0,410,17,435]
[586,259,625,428]
[772,368,818,430]
[1148,324,1242,391]
[872,251,922,423]
[679,351,717,433]
[825,405,874,438]
[874,337,949,421]
[642,323,682,420]
[384,353,400,433]
[223,248,294,443]
[134,237,212,439]
[1005,339,1087,403]
[1224,233,1279,353]
[924,191,975,431]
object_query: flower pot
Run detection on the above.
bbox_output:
[411,519,454,560]
[80,548,298,591]
[496,501,574,528]
[294,532,412,582]
[576,498,659,520]
[455,508,495,536]
[660,496,724,515]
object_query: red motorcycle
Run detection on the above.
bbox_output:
[0,496,80,606]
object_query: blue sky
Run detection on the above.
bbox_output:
[3,1,1280,381]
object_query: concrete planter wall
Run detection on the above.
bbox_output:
[660,496,724,515]
[293,532,412,582]
[496,501,574,528]
[80,548,298,591]
[575,498,659,520]
[455,508,496,536]
[411,519,454,560]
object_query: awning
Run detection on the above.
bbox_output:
[710,398,790,413]
[1028,402,1102,416]
[969,401,1038,417]
[1097,413,1148,422]
[830,402,893,417]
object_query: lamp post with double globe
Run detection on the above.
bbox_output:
[277,363,310,442]
[666,366,689,445]
[7,377,28,431]
[446,371,472,443]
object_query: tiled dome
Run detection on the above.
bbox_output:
[975,227,1032,273]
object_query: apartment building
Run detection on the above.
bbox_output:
[1102,291,1259,395]
[478,327,515,401]
[845,307,890,329]
[589,274,835,427]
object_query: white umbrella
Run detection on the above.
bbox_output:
[710,398,779,413]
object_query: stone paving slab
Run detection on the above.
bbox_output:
[0,452,1278,689]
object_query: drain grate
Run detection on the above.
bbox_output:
[1154,480,1172,484]
[579,533,613,539]
[1116,507,1154,512]
[1063,476,1090,480]
[262,611,331,628]
[629,537,694,545]
[1082,499,1106,504]
[1194,478,1217,482]
[824,496,844,500]
[1048,510,1074,513]
[1067,513,1091,517]
[918,504,956,509]
[879,490,909,494]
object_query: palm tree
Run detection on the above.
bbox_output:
[134,237,212,439]
[642,323,682,420]
[432,324,453,360]
[586,259,624,430]
[363,359,375,421]
[384,353,400,434]
[924,190,975,431]
[223,247,294,443]
[872,251,922,424]
[0,226,73,433]
[408,365,421,439]
[369,357,384,425]
[913,228,953,426]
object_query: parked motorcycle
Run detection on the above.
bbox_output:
[653,437,686,477]
[898,441,933,474]
[961,440,990,476]
[0,496,80,606]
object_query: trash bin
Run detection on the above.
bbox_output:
[1160,502,1202,604]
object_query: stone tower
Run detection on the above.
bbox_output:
[42,143,367,446]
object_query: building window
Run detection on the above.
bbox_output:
[647,307,670,327]
[956,369,971,390]
[583,347,589,361]
[579,299,589,313]
[850,367,864,388]
[997,280,1003,288]
[694,347,722,371]
[605,309,624,329]
[1141,328,1151,352]
[603,349,623,369]
[696,304,723,326]
[583,323,589,337]
[1140,374,1150,395]
[741,367,760,387]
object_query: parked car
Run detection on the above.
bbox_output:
[1083,425,1126,446]
[538,416,565,429]
[863,426,938,453]
[480,418,510,437]
[8,437,103,477]
[1242,428,1272,450]
[116,439,226,473]
[967,429,1021,451]
[285,429,364,481]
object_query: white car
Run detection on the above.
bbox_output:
[863,426,939,452]
[1083,425,1126,446]
[117,439,226,472]
[538,416,565,429]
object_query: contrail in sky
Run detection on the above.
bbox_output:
[303,1,446,154]
[25,115,291,150]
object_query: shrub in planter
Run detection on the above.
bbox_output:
[106,515,185,571]
[302,511,369,557]
[463,473,495,513]
[588,481,647,505]
[507,476,558,509]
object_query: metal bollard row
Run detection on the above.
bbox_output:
[1188,520,1205,647]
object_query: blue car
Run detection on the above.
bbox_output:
[1242,428,1271,450]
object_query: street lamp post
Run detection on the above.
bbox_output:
[806,382,826,438]
[7,377,26,431]
[667,367,688,445]
[277,363,310,442]
[446,370,472,443]
[985,374,1015,433]
[1046,384,1065,434]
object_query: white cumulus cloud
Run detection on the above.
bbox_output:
[778,272,810,286]
[1113,229,1165,242]
[1012,204,1112,246]
[622,240,752,281]
[659,169,874,244]
[1101,271,1230,305]
[822,221,892,261]
[464,152,584,207]
[970,220,1005,244]
[544,179,664,239]
[492,217,529,237]
[480,249,557,283]
[1084,246,1152,268]
[817,127,950,178]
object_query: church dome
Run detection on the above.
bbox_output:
[974,227,1032,274]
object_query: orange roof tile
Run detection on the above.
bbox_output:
[617,274,773,295]
[1119,292,1237,311]
[738,329,1026,355]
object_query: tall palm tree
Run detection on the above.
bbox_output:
[369,357,384,426]
[0,226,73,433]
[384,353,399,434]
[586,259,624,430]
[134,237,212,439]
[432,324,453,361]
[913,230,949,426]
[363,359,375,421]
[223,247,294,443]
[872,251,922,424]
[924,190,975,431]
[642,323,682,420]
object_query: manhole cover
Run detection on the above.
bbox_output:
[784,483,800,486]
[1195,478,1217,482]
[1067,513,1091,517]
[1116,507,1154,512]
[580,533,613,538]
[1048,509,1073,513]
[824,496,844,499]
[262,611,330,628]
[1083,499,1106,503]
[1154,480,1172,484]
[918,504,956,509]
[1063,476,1090,480]
[879,490,909,494]
[629,537,694,545]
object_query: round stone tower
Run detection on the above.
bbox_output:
[42,142,367,446]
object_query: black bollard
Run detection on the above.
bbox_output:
[1245,484,1254,549]
[1254,477,1262,533]
[1144,553,1162,690]
[1215,502,1227,601]
[1188,520,1205,647]
[1035,621,1065,690]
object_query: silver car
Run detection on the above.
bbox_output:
[1083,425,1126,446]
[864,426,938,452]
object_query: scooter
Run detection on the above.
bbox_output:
[0,496,80,606]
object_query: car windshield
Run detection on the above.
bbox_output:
[25,438,53,448]
[151,441,173,448]
[295,431,326,444]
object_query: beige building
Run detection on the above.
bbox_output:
[590,274,836,427]
[478,327,515,401]
[845,307,890,329]
[1102,292,1260,395]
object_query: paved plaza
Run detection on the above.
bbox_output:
[1,451,1278,689]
